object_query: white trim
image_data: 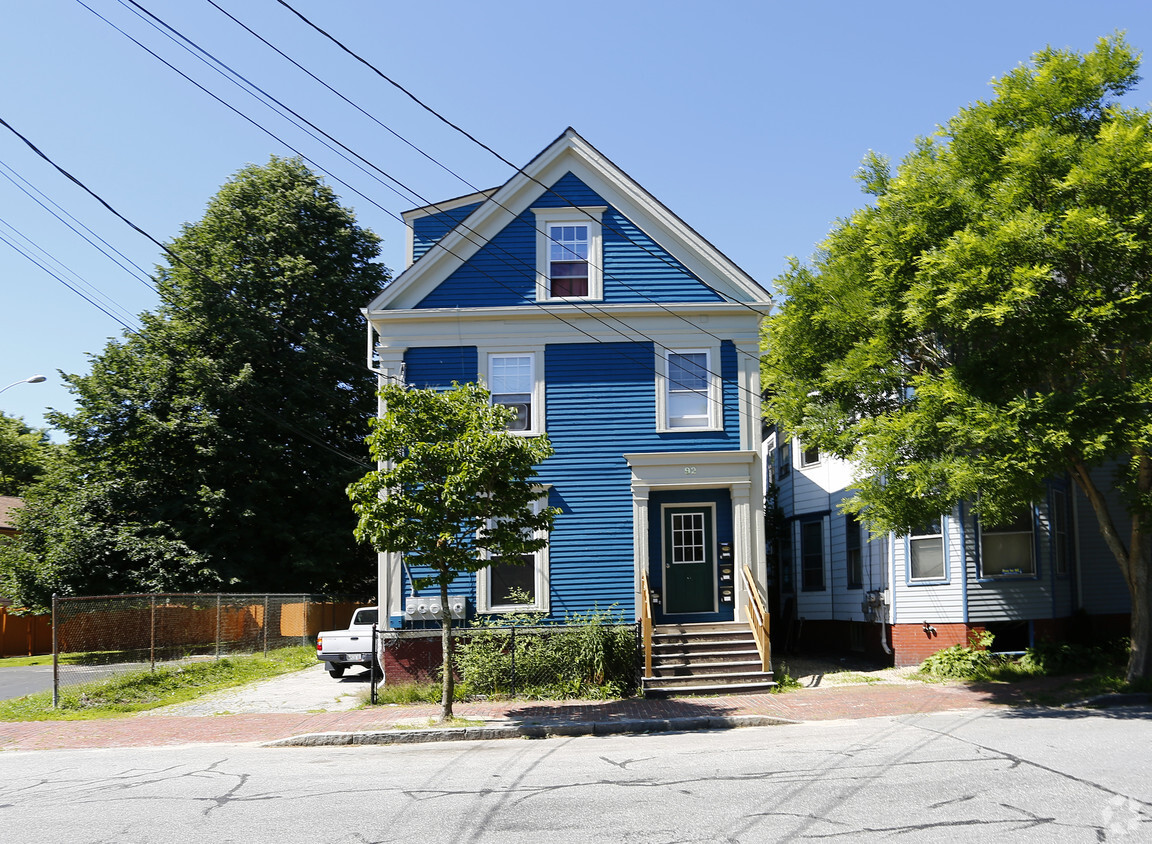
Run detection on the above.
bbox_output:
[476,496,551,614]
[402,189,499,269]
[368,129,771,312]
[532,206,606,302]
[483,349,544,436]
[656,346,722,432]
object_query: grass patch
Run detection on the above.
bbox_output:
[371,682,444,705]
[0,646,316,721]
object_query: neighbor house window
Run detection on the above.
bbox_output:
[488,353,539,434]
[846,513,863,589]
[981,508,1035,577]
[477,497,550,613]
[801,519,824,591]
[800,445,820,467]
[778,528,794,593]
[777,440,791,479]
[909,518,945,582]
[532,207,605,300]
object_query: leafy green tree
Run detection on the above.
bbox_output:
[0,413,55,496]
[763,35,1152,682]
[0,157,388,607]
[348,382,556,720]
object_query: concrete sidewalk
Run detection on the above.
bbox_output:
[0,679,1051,752]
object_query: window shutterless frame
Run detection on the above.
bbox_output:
[531,206,606,301]
[656,346,721,431]
[486,351,543,435]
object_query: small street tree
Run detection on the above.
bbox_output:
[763,35,1152,683]
[348,382,556,720]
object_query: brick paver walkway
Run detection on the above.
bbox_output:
[0,680,1028,752]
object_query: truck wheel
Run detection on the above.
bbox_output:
[328,666,346,678]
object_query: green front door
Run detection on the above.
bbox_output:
[662,506,715,614]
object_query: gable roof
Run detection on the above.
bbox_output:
[369,128,771,311]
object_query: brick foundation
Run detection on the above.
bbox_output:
[891,623,985,668]
[381,633,444,685]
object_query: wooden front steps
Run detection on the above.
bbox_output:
[643,621,775,698]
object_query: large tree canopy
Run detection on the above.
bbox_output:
[348,382,556,719]
[0,157,388,609]
[0,413,55,496]
[763,35,1152,682]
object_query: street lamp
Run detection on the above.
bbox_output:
[0,374,47,396]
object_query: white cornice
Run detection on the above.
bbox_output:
[368,128,772,313]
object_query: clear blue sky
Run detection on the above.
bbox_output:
[1,1,1149,433]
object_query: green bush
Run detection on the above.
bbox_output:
[454,602,637,700]
[919,630,1000,680]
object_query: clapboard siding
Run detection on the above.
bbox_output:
[890,511,966,624]
[403,346,478,388]
[416,173,722,308]
[1074,469,1132,615]
[412,201,486,262]
[962,504,1054,622]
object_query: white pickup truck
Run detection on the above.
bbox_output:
[316,607,379,678]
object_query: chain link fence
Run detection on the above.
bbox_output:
[52,592,360,705]
[377,623,640,700]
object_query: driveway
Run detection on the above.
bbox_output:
[140,660,369,716]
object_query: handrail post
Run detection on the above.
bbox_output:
[640,572,653,678]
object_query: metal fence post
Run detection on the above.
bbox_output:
[371,624,378,705]
[149,595,156,672]
[51,593,58,709]
[302,594,309,647]
[510,625,516,698]
[215,593,222,660]
[263,595,269,657]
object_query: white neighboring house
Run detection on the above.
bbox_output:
[764,429,1132,666]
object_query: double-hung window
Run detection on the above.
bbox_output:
[909,518,945,581]
[801,519,825,591]
[488,353,538,433]
[660,348,720,430]
[980,508,1035,577]
[477,497,550,613]
[532,207,605,300]
[846,513,863,589]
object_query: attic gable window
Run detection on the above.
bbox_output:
[532,206,605,301]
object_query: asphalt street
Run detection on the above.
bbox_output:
[0,665,52,700]
[1,706,1148,843]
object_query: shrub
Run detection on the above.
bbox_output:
[919,630,1000,680]
[454,601,637,700]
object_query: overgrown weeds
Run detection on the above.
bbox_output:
[918,631,1132,692]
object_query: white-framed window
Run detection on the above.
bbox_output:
[476,496,550,614]
[909,518,946,582]
[657,346,721,431]
[800,445,820,467]
[800,519,825,591]
[980,508,1035,577]
[777,439,791,479]
[487,351,543,434]
[532,207,605,301]
[846,513,863,589]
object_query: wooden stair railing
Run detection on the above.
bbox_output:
[741,564,771,672]
[640,570,654,678]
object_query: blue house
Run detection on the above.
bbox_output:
[364,130,774,689]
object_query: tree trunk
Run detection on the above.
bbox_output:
[1128,543,1152,684]
[1071,458,1150,683]
[439,578,454,721]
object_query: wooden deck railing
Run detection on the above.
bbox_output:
[640,571,654,678]
[742,564,771,672]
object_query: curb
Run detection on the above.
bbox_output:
[263,714,800,748]
[1066,692,1152,710]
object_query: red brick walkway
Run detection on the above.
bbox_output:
[0,680,1024,752]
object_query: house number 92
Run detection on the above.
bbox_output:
[684,466,697,475]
